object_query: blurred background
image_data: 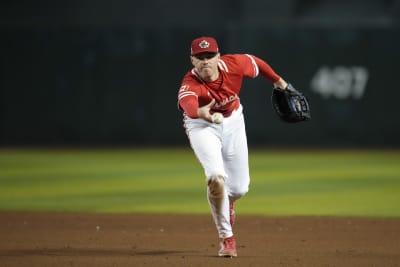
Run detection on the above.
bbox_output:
[1,0,399,148]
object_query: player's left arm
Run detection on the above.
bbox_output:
[243,54,288,89]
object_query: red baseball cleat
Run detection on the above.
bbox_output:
[218,236,237,257]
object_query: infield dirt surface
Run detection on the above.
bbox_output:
[0,212,399,267]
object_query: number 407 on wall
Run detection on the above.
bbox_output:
[310,66,369,99]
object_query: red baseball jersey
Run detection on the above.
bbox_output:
[178,54,280,118]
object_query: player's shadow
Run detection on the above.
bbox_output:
[0,248,190,257]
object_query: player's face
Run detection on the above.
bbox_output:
[191,52,220,82]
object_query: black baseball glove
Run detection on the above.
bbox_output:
[271,83,311,123]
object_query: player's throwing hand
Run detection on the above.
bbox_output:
[197,99,215,122]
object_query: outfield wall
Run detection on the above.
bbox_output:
[0,1,399,147]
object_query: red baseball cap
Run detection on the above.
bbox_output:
[191,37,219,56]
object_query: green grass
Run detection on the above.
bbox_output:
[0,148,399,217]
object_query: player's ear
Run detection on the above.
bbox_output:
[190,56,195,66]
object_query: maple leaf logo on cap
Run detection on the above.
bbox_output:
[199,40,210,48]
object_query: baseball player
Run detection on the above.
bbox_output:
[177,36,288,257]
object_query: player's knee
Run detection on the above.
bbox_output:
[230,186,249,200]
[207,175,225,198]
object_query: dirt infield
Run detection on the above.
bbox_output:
[0,212,399,267]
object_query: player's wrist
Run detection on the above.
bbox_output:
[273,78,288,90]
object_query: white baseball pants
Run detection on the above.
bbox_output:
[184,105,250,238]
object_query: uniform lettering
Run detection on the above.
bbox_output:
[215,95,239,108]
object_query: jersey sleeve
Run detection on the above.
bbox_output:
[252,55,281,83]
[177,82,199,118]
[233,54,280,83]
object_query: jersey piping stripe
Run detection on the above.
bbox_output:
[218,60,229,72]
[178,91,197,101]
[191,69,205,83]
[245,54,259,77]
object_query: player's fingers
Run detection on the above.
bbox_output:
[197,99,215,121]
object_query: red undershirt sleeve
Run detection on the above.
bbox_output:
[253,56,281,83]
[179,96,199,118]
